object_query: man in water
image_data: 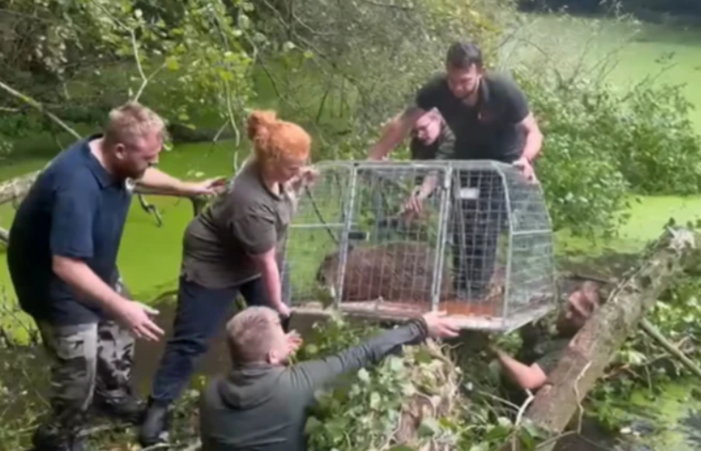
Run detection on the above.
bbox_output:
[371,41,544,300]
[7,101,224,451]
[199,308,461,451]
[492,282,602,397]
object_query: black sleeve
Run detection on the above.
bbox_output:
[500,76,530,124]
[415,75,445,111]
[287,319,429,403]
[434,125,456,160]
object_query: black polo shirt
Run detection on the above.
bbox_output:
[415,71,529,163]
[7,135,132,325]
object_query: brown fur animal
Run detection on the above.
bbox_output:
[316,241,455,303]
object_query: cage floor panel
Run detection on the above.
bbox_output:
[335,300,554,332]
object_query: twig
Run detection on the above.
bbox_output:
[138,193,164,227]
[640,317,701,380]
[304,186,339,245]
[573,361,592,434]
[474,389,521,412]
[512,390,536,451]
[0,79,81,140]
[515,390,535,428]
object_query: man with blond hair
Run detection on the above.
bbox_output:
[199,307,461,451]
[7,101,223,451]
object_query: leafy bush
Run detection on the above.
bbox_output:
[519,70,631,237]
[518,68,701,237]
[610,82,701,195]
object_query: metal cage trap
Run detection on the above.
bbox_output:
[282,160,557,332]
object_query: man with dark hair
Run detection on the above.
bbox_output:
[370,41,544,300]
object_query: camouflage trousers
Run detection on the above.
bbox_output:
[33,274,136,446]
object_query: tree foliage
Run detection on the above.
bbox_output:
[519,66,701,236]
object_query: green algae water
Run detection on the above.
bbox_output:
[1,12,700,450]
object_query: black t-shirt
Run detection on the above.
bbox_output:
[415,71,530,163]
[7,135,132,325]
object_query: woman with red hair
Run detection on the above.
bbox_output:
[139,110,317,446]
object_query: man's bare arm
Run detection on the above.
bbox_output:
[52,256,164,340]
[495,349,548,391]
[368,106,426,160]
[517,112,543,162]
[135,167,225,197]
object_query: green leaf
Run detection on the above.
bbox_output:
[357,368,370,383]
[369,391,381,409]
[417,418,440,438]
[165,56,180,71]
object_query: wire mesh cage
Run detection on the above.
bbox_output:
[282,160,557,332]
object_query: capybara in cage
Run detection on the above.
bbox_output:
[315,241,455,303]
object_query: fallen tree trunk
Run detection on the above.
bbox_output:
[508,227,698,451]
[0,171,40,206]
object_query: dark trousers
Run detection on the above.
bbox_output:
[451,170,506,299]
[150,274,290,405]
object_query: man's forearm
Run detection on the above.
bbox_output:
[496,351,547,391]
[416,173,439,199]
[134,167,188,196]
[521,129,543,162]
[369,108,423,160]
[369,120,406,160]
[52,257,128,315]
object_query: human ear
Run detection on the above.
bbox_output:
[114,143,127,160]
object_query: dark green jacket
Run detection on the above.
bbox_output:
[199,319,429,451]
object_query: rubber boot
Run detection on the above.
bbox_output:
[138,399,171,447]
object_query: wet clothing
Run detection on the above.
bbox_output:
[149,160,294,408]
[531,337,571,375]
[149,273,291,405]
[199,318,429,451]
[7,134,132,325]
[31,277,137,449]
[413,71,529,299]
[182,161,295,289]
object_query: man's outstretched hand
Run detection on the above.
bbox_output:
[512,157,537,184]
[286,331,303,354]
[113,301,164,342]
[421,311,461,339]
[183,177,228,197]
